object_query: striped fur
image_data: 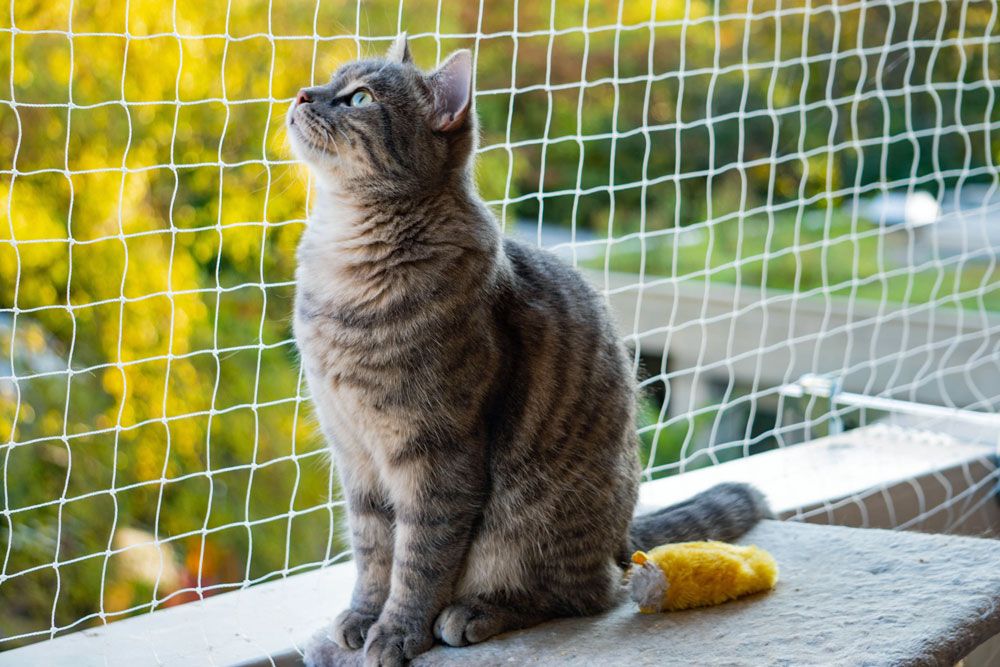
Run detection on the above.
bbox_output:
[630,483,773,554]
[289,37,770,667]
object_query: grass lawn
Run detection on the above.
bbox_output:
[585,210,1000,313]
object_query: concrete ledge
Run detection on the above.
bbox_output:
[0,561,355,667]
[305,520,1000,667]
[3,427,997,666]
[5,520,1000,667]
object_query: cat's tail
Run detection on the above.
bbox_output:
[627,482,773,553]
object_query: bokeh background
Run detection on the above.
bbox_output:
[2,0,998,648]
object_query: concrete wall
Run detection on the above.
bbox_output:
[586,271,1000,414]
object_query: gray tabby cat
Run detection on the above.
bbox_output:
[289,34,771,667]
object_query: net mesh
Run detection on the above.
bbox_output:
[1,0,999,651]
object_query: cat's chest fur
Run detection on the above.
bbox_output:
[292,192,491,461]
[293,198,426,452]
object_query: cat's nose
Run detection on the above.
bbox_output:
[295,89,312,106]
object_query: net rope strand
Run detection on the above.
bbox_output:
[1,0,999,653]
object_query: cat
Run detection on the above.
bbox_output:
[288,34,771,667]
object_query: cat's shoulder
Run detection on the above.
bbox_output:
[501,235,573,275]
[499,236,604,308]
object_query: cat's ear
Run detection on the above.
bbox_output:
[386,32,412,64]
[427,49,473,132]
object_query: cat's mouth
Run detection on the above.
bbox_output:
[288,106,338,157]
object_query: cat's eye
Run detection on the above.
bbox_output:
[349,89,373,107]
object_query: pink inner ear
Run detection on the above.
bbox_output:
[432,50,472,132]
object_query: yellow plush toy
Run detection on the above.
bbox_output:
[629,541,778,613]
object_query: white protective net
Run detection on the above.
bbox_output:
[1,0,999,652]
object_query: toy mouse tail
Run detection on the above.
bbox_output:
[627,482,773,553]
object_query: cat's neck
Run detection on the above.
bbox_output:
[303,178,484,243]
[296,178,501,308]
[304,184,369,242]
[302,174,498,252]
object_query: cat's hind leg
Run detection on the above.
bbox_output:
[435,526,624,646]
[432,595,557,647]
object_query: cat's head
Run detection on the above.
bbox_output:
[287,34,474,199]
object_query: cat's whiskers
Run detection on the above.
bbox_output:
[294,107,340,155]
[331,125,353,153]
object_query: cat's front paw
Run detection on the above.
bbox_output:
[333,608,379,650]
[363,614,433,667]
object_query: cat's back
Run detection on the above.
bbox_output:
[499,237,624,355]
[487,236,635,455]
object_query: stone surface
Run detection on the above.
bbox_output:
[304,520,1000,667]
